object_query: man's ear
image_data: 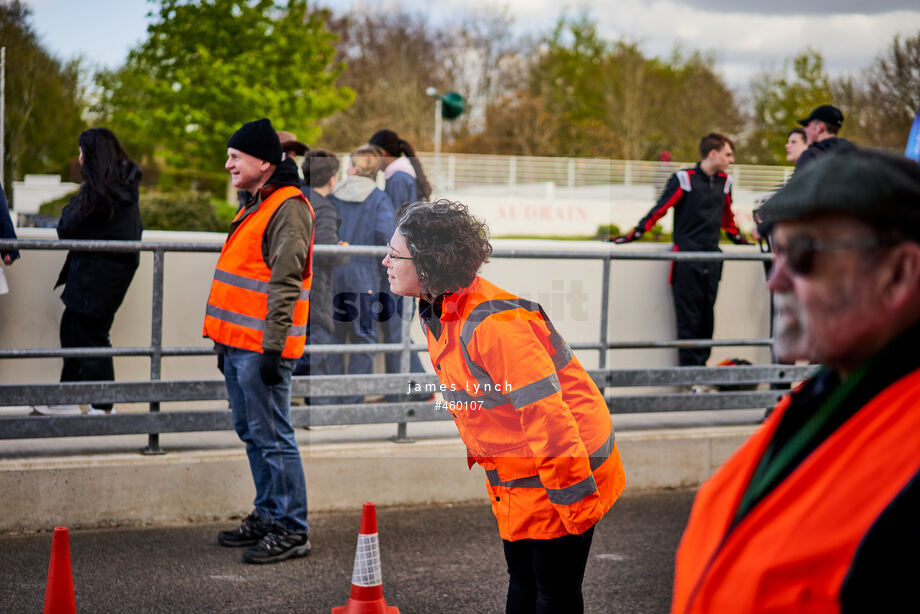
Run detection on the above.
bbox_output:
[879,243,920,310]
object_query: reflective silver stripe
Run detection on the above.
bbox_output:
[506,373,561,409]
[460,298,541,346]
[206,304,306,338]
[485,469,543,489]
[458,298,541,409]
[546,474,598,505]
[483,427,616,501]
[589,426,615,472]
[287,323,307,337]
[214,269,310,301]
[214,269,269,293]
[206,304,265,332]
[459,299,574,401]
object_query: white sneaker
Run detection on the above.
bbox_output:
[86,407,116,416]
[0,405,33,416]
[31,404,82,416]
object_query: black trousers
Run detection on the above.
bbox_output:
[502,525,595,614]
[671,260,722,367]
[59,307,116,410]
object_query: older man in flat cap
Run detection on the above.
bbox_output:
[672,148,920,613]
[203,118,315,564]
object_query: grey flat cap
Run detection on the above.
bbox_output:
[757,148,920,238]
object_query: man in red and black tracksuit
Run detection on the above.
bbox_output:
[615,133,749,366]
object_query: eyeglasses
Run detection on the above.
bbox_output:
[772,235,886,276]
[386,243,413,261]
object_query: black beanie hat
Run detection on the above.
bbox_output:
[227,118,283,165]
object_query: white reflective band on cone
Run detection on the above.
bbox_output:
[351,533,383,587]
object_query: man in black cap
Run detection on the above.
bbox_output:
[203,118,315,564]
[672,148,920,612]
[795,104,854,171]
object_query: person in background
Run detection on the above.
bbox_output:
[32,128,142,417]
[795,104,855,171]
[295,150,349,405]
[784,127,807,165]
[204,118,313,564]
[385,199,625,613]
[368,129,431,399]
[326,145,395,404]
[672,148,920,613]
[614,133,749,373]
[277,130,309,177]
[0,181,20,266]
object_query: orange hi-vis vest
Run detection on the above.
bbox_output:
[672,368,920,614]
[422,276,626,541]
[202,185,313,359]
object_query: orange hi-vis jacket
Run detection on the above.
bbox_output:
[672,368,920,614]
[202,186,313,359]
[422,276,626,541]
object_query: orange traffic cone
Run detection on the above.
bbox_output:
[331,502,399,614]
[43,526,76,614]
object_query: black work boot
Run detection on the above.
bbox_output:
[242,525,311,564]
[217,512,272,547]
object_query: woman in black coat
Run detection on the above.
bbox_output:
[35,128,142,416]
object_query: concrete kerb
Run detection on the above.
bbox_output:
[0,424,756,533]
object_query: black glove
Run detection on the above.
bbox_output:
[259,350,283,386]
[613,228,642,244]
[217,352,225,374]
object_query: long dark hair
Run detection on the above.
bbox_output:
[368,129,431,200]
[76,128,132,219]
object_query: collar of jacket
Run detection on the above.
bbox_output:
[256,158,302,201]
[332,175,378,203]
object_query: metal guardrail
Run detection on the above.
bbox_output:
[410,153,793,193]
[0,238,795,450]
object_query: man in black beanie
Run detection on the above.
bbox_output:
[203,118,316,564]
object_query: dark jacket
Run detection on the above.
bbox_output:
[55,161,143,316]
[0,181,19,262]
[795,137,856,171]
[384,170,418,214]
[635,163,746,251]
[302,186,348,334]
[327,176,394,295]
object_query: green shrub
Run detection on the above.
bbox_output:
[38,190,78,218]
[140,191,230,232]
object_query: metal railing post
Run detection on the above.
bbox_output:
[599,252,611,369]
[142,248,166,455]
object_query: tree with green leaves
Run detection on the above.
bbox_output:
[0,0,86,190]
[745,49,834,165]
[834,31,920,151]
[456,13,741,161]
[94,0,352,195]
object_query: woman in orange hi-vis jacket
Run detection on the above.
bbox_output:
[383,199,626,614]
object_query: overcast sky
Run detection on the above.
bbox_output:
[22,0,920,91]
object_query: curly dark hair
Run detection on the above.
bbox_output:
[396,199,492,295]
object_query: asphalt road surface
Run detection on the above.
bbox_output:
[0,489,695,614]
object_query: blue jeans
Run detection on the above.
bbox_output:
[328,292,377,404]
[223,348,308,534]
